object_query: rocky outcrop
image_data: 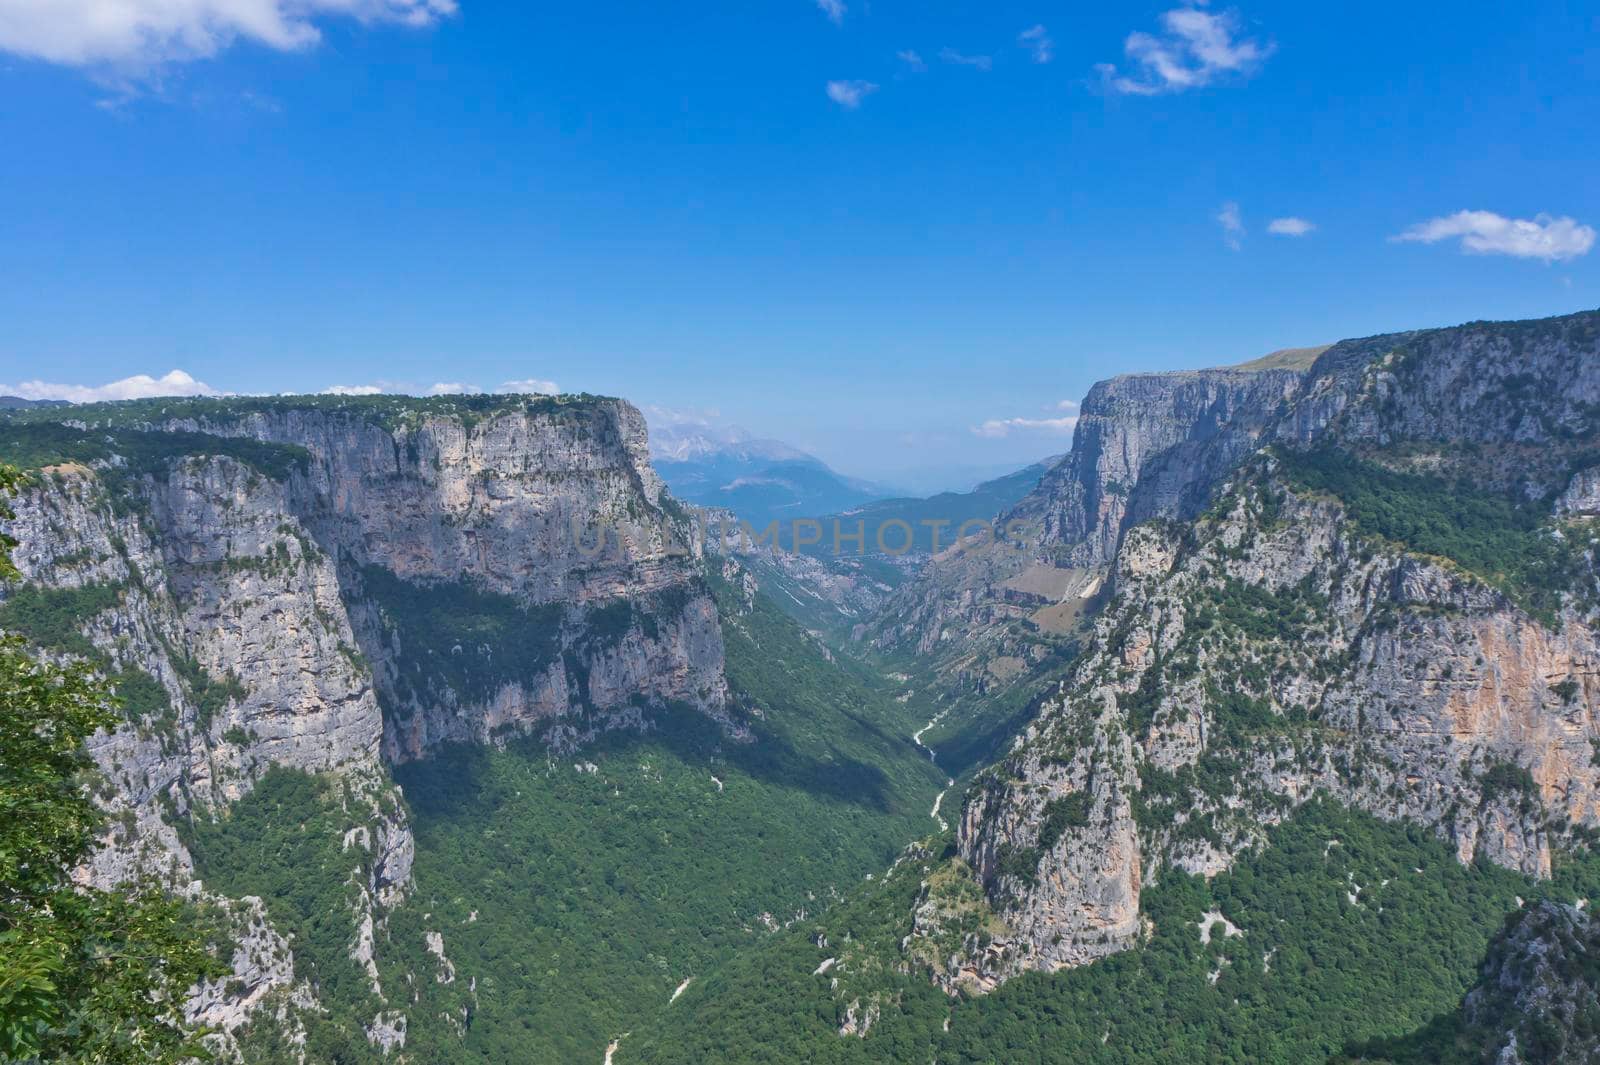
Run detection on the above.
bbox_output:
[870,311,1600,682]
[0,393,737,1052]
[912,309,1600,992]
[862,355,1314,735]
[1458,902,1600,1064]
[1023,365,1306,567]
[2,457,401,1056]
[165,399,683,604]
[187,895,314,1045]
[1279,311,1600,498]
[38,396,730,760]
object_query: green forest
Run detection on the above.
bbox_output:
[626,800,1600,1065]
[1276,446,1594,620]
[184,569,945,1061]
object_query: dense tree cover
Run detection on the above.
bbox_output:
[0,583,123,660]
[0,421,310,484]
[0,392,603,435]
[1276,446,1591,620]
[357,564,567,707]
[0,466,222,1064]
[188,569,944,1062]
[628,801,1600,1065]
[1335,899,1600,1065]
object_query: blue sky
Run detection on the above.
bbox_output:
[1,1,1596,490]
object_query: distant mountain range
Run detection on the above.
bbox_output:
[0,396,69,410]
[801,458,1060,558]
[650,419,1058,536]
[650,424,894,529]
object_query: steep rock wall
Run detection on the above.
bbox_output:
[913,310,1600,993]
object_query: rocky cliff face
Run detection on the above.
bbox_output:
[4,454,407,1050]
[1023,364,1307,567]
[861,354,1316,743]
[0,393,734,1053]
[910,309,1600,993]
[50,396,731,759]
[1457,902,1600,1064]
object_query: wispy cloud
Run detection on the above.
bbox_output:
[644,406,765,460]
[971,414,1079,439]
[321,377,560,397]
[1392,211,1596,263]
[0,369,222,403]
[1097,4,1271,96]
[1216,201,1245,251]
[496,378,561,395]
[940,48,993,71]
[1018,25,1054,64]
[826,79,879,109]
[815,0,846,25]
[897,49,926,72]
[643,404,725,427]
[1267,216,1316,236]
[0,0,457,75]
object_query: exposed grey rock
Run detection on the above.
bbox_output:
[0,394,735,1046]
[1460,902,1600,1064]
[865,357,1311,692]
[910,310,1600,992]
[1026,365,1305,567]
[1559,467,1600,516]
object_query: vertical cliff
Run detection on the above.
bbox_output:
[2,450,407,1049]
[911,310,1600,992]
[1022,363,1308,566]
[860,352,1318,769]
[0,393,736,1053]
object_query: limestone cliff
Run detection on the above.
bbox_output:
[861,350,1317,758]
[4,453,406,1050]
[911,309,1600,993]
[0,393,734,1052]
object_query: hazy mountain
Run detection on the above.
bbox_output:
[651,423,894,529]
[0,395,69,409]
[799,457,1060,559]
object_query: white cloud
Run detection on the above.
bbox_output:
[1392,210,1596,263]
[0,0,457,72]
[1099,4,1271,96]
[826,79,878,109]
[320,377,559,398]
[897,49,926,72]
[643,404,723,427]
[1056,398,1080,411]
[815,0,845,26]
[0,368,221,403]
[496,378,560,395]
[940,47,992,71]
[1267,216,1315,236]
[1217,201,1245,251]
[971,415,1079,439]
[1018,24,1053,64]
